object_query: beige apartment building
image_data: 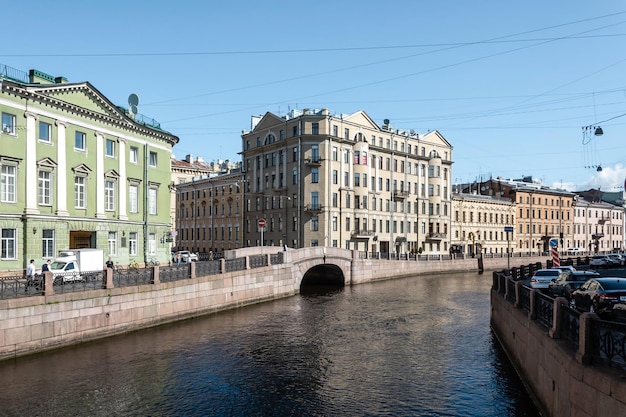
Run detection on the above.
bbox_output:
[573,198,624,253]
[450,193,516,256]
[240,109,453,254]
[472,177,575,253]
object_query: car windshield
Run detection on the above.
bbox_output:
[535,271,559,276]
[50,261,67,269]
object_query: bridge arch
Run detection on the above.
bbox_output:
[300,263,345,293]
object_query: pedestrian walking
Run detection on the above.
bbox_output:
[176,253,181,266]
[25,259,36,292]
[41,259,51,272]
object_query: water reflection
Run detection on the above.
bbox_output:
[0,271,540,416]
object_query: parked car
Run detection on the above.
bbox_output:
[552,265,576,273]
[530,269,562,290]
[172,251,198,263]
[607,253,625,266]
[589,255,610,268]
[571,277,626,315]
[548,270,600,299]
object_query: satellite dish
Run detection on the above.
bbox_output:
[129,105,138,116]
[128,93,140,107]
[383,119,390,125]
[409,129,416,135]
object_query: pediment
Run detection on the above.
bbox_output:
[28,82,127,120]
[250,112,285,133]
[72,164,92,175]
[37,157,57,167]
[104,169,120,179]
[342,110,381,131]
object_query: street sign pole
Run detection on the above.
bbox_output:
[504,226,514,271]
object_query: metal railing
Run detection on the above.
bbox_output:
[493,267,626,372]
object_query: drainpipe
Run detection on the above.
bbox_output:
[143,143,149,265]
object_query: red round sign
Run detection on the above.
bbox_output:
[258,218,266,228]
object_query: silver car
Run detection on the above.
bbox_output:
[530,269,562,290]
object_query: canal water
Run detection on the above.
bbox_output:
[0,271,541,417]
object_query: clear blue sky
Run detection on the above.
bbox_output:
[3,1,625,192]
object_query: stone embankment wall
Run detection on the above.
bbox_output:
[0,252,545,361]
[491,281,626,416]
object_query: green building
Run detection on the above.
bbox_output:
[0,65,178,273]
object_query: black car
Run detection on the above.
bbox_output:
[548,270,600,299]
[571,277,626,315]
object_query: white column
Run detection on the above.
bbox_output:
[55,121,69,216]
[118,138,127,220]
[24,112,39,214]
[95,132,106,219]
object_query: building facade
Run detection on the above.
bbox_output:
[468,177,575,253]
[175,171,244,255]
[240,109,453,254]
[450,193,516,255]
[573,198,624,253]
[0,66,178,272]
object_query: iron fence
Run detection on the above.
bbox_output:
[225,258,246,273]
[113,268,153,287]
[270,252,284,265]
[536,291,554,329]
[592,320,626,371]
[159,265,190,283]
[249,254,268,268]
[196,260,221,277]
[560,306,580,349]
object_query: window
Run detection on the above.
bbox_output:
[149,151,158,167]
[38,170,52,205]
[148,233,156,255]
[129,232,138,256]
[129,146,139,163]
[332,170,338,185]
[1,164,17,203]
[311,168,319,183]
[74,176,86,208]
[1,228,16,259]
[1,112,16,135]
[292,168,298,185]
[148,187,158,215]
[105,139,116,157]
[129,184,139,213]
[311,216,319,231]
[75,131,86,150]
[39,121,52,143]
[107,232,118,256]
[105,180,116,211]
[312,122,319,135]
[42,229,54,258]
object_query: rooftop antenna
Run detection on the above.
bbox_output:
[128,93,139,119]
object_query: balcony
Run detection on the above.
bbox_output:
[304,203,323,213]
[304,157,322,166]
[592,233,604,240]
[351,229,375,239]
[598,216,610,224]
[426,232,447,241]
[392,190,410,200]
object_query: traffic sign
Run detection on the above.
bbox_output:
[258,218,266,228]
[549,238,559,248]
[504,226,514,233]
